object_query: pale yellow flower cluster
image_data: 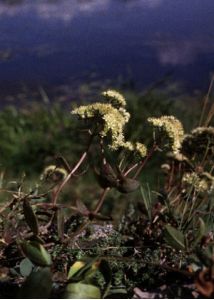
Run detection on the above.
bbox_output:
[122,141,148,158]
[102,89,126,107]
[191,126,214,136]
[182,172,214,193]
[148,116,184,154]
[41,165,68,181]
[71,91,148,157]
[118,107,130,122]
[135,142,148,157]
[122,141,135,151]
[72,102,130,150]
[43,165,57,174]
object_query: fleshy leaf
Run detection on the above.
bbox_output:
[19,258,34,277]
[106,287,127,298]
[67,261,86,280]
[68,257,100,282]
[23,199,39,236]
[20,241,52,267]
[64,282,101,299]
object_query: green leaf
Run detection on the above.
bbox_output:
[23,198,39,236]
[64,282,101,299]
[192,217,206,249]
[67,261,86,280]
[140,185,152,220]
[117,178,140,193]
[106,287,127,298]
[164,224,186,251]
[68,257,99,282]
[19,267,52,298]
[19,258,34,277]
[20,241,52,267]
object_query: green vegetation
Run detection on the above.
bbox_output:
[0,87,214,298]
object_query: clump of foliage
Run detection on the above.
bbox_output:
[0,89,214,298]
[0,103,81,175]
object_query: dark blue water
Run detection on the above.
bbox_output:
[0,0,214,103]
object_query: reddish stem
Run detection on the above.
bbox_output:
[124,162,139,176]
[52,151,87,205]
[51,133,94,205]
[93,187,110,214]
[133,144,157,179]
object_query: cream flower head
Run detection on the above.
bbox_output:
[72,90,147,156]
[72,102,130,150]
[148,116,184,154]
[102,89,126,107]
[182,172,208,193]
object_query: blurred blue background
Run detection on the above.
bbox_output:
[0,0,213,104]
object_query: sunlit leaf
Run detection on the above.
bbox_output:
[68,257,100,282]
[67,261,86,280]
[20,241,52,267]
[106,287,127,298]
[64,282,101,299]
